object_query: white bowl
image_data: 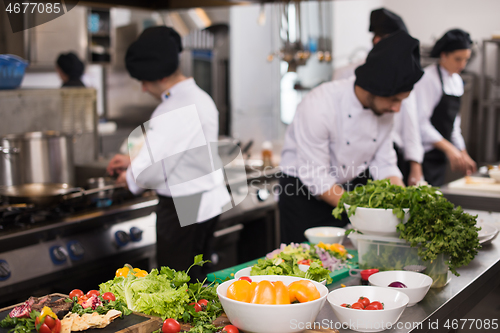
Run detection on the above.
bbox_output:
[327,286,409,332]
[488,168,500,182]
[344,204,409,237]
[368,271,433,307]
[234,265,327,285]
[217,275,328,333]
[304,226,346,244]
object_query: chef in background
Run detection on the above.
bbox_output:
[106,26,230,280]
[413,29,477,186]
[333,8,424,186]
[279,31,424,244]
[56,52,85,87]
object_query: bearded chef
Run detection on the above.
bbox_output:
[106,27,230,280]
[413,29,477,186]
[279,31,424,244]
[334,8,424,186]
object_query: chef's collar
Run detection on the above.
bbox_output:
[161,78,196,101]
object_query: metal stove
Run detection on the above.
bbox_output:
[0,189,158,308]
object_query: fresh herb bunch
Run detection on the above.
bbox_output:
[397,196,480,276]
[0,311,39,333]
[332,179,441,219]
[333,179,481,276]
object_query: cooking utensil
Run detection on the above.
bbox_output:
[0,131,74,186]
[0,183,81,205]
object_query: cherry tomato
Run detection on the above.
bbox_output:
[222,325,239,333]
[44,316,56,329]
[351,302,364,310]
[189,302,202,312]
[238,276,252,283]
[365,304,379,310]
[369,301,384,310]
[340,303,350,308]
[358,297,370,308]
[102,292,116,302]
[69,289,84,299]
[298,259,311,265]
[162,318,181,333]
[197,299,208,310]
[86,290,100,298]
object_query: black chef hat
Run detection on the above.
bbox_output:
[369,8,408,36]
[56,52,84,80]
[355,31,423,97]
[125,26,183,81]
[430,29,472,58]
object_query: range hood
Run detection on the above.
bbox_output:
[80,0,271,10]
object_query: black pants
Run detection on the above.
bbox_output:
[394,144,411,186]
[156,195,218,282]
[422,149,447,187]
[278,172,370,244]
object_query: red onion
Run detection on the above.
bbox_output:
[388,281,407,288]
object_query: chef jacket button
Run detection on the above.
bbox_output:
[348,114,352,118]
[373,139,376,142]
[347,141,350,145]
[364,161,367,164]
[342,165,346,169]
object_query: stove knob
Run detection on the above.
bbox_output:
[256,189,270,202]
[129,227,143,242]
[50,246,67,265]
[67,241,85,261]
[115,231,130,247]
[0,260,11,281]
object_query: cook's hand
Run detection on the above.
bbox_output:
[115,171,128,187]
[445,146,466,173]
[462,151,477,175]
[407,161,423,186]
[107,154,131,176]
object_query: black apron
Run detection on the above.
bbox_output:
[394,143,411,186]
[278,170,371,244]
[422,64,461,186]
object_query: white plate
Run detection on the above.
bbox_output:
[477,222,499,245]
[234,265,327,285]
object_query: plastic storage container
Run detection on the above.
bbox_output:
[0,54,29,90]
[349,233,451,288]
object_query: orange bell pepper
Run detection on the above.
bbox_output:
[227,280,257,303]
[288,280,321,303]
[272,281,290,305]
[227,280,291,305]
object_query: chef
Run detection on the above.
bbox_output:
[56,52,85,87]
[279,31,424,244]
[106,26,230,280]
[413,29,477,186]
[333,8,424,186]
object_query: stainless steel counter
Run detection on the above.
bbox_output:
[313,219,500,333]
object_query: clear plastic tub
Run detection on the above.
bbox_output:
[0,54,29,90]
[349,233,451,288]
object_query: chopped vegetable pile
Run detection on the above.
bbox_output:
[332,179,481,276]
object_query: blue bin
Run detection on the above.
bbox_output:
[0,54,29,90]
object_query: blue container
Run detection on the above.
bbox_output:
[0,54,29,90]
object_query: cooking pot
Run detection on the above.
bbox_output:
[0,131,74,186]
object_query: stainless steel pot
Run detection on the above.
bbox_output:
[0,131,74,186]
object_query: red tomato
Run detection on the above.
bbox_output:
[222,325,239,333]
[38,323,52,333]
[238,276,252,283]
[340,303,350,308]
[298,259,311,265]
[351,302,364,310]
[189,302,202,312]
[365,304,379,310]
[369,301,384,310]
[162,318,181,333]
[69,289,84,299]
[44,316,56,329]
[86,290,100,298]
[197,299,208,310]
[358,297,370,308]
[102,292,116,302]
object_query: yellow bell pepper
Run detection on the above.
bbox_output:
[115,264,148,278]
[39,306,57,320]
[288,280,321,303]
[116,266,130,277]
[317,242,347,256]
[227,280,257,303]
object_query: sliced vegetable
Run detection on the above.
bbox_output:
[35,307,61,333]
[288,280,320,303]
[388,281,407,288]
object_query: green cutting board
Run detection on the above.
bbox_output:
[207,249,358,285]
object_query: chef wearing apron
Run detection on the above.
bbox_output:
[333,8,424,186]
[279,31,424,244]
[107,27,230,280]
[413,29,477,186]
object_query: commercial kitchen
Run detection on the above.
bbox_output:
[1,1,500,333]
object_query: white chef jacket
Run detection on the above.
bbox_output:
[125,78,231,222]
[333,62,424,163]
[280,77,402,196]
[413,64,466,153]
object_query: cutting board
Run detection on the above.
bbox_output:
[207,249,358,285]
[447,176,500,193]
[0,294,162,333]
